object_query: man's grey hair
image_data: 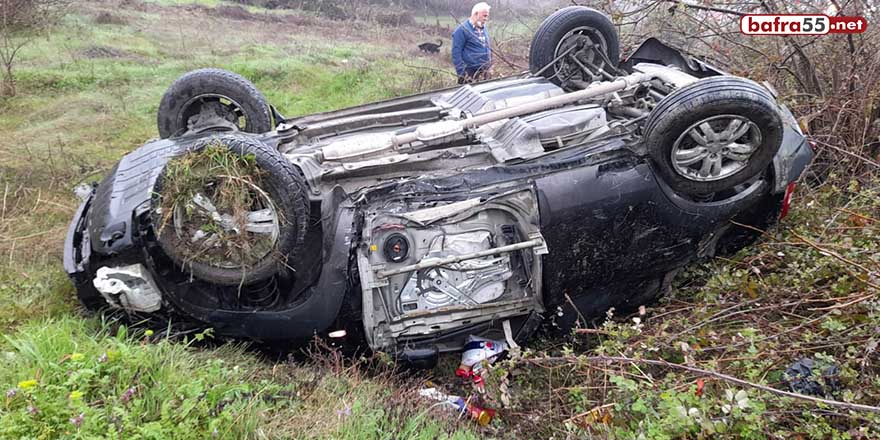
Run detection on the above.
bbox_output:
[471,2,490,15]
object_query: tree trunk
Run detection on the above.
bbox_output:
[1,61,14,97]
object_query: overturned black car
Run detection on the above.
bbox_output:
[64,7,812,360]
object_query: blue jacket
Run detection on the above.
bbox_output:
[451,20,491,76]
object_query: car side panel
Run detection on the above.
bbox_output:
[535,157,770,309]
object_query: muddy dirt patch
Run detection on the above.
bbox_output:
[80,45,133,59]
[94,11,127,25]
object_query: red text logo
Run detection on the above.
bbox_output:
[741,14,867,35]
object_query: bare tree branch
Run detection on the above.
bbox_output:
[660,0,750,16]
[526,355,880,414]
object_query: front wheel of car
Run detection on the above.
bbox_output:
[151,134,310,286]
[643,77,783,195]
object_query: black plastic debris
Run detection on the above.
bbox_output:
[783,357,841,397]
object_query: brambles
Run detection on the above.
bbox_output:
[471,178,880,438]
[594,0,880,181]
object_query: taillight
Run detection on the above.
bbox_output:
[779,181,796,220]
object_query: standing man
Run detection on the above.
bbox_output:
[452,2,491,84]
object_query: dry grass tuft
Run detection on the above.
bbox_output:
[154,142,273,268]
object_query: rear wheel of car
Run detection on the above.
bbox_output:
[157,68,273,139]
[151,134,309,286]
[643,77,783,195]
[529,6,620,86]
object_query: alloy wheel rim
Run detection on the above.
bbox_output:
[670,114,762,182]
[171,178,280,269]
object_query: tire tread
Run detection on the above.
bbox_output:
[643,77,783,195]
[157,68,272,139]
[152,134,310,286]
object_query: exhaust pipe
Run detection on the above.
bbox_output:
[394,71,654,146]
[320,72,655,161]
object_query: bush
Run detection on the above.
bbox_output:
[94,11,126,25]
[375,11,416,27]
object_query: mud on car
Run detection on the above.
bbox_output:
[64,7,812,362]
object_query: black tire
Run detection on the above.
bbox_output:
[529,6,620,86]
[73,275,108,312]
[157,68,273,139]
[643,77,783,195]
[151,134,309,286]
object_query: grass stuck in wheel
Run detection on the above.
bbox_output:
[153,140,281,271]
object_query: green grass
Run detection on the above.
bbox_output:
[0,268,75,332]
[0,317,481,438]
[0,0,449,246]
[1,318,275,438]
